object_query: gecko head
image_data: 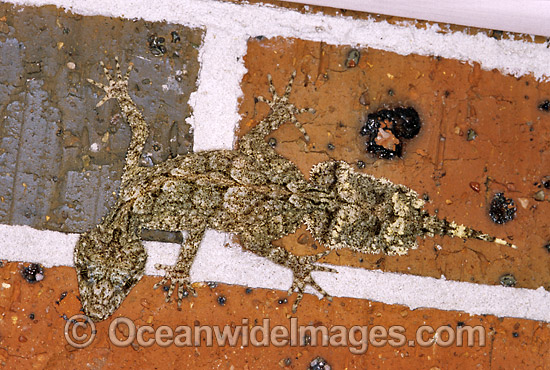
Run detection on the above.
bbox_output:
[74,227,147,322]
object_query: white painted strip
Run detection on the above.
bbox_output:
[284,0,550,37]
[8,0,550,81]
[1,225,549,322]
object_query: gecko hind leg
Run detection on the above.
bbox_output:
[255,71,315,141]
[286,250,336,313]
[239,71,315,157]
[242,231,336,312]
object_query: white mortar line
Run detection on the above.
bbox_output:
[1,225,549,322]
[9,0,550,79]
[283,0,550,37]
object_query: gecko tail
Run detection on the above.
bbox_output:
[422,214,517,249]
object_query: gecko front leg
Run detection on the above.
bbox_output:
[87,57,149,185]
[153,227,205,307]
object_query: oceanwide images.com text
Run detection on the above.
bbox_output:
[65,315,486,353]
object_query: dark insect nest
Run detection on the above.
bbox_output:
[489,192,516,224]
[360,107,421,159]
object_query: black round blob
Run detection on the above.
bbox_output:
[360,107,421,159]
[538,100,550,112]
[21,263,44,283]
[148,34,167,57]
[389,107,421,139]
[489,192,516,224]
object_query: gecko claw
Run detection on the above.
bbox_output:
[286,250,335,313]
[154,263,197,307]
[87,57,133,106]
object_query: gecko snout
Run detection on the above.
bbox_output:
[74,228,147,321]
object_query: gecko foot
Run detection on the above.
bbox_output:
[256,71,315,142]
[286,250,336,313]
[87,56,133,107]
[153,263,197,308]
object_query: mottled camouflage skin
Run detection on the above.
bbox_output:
[75,59,514,321]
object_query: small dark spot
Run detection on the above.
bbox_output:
[163,285,170,292]
[467,129,477,141]
[56,129,64,137]
[327,143,335,150]
[142,78,151,85]
[29,313,35,320]
[387,89,394,96]
[308,356,331,370]
[499,273,517,287]
[303,334,312,346]
[255,35,266,40]
[542,176,550,189]
[444,90,450,98]
[457,321,465,327]
[422,193,430,201]
[148,34,166,56]
[538,100,550,112]
[21,263,44,283]
[490,30,503,39]
[56,291,68,304]
[524,95,529,100]
[544,242,550,253]
[345,49,360,68]
[245,287,253,294]
[489,193,516,224]
[278,298,288,305]
[182,289,189,298]
[170,31,180,43]
[217,296,227,306]
[512,332,519,338]
[283,358,292,366]
[62,27,70,34]
[359,258,364,263]
[207,281,218,288]
[268,137,277,148]
[356,160,365,169]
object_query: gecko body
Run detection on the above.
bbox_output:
[75,59,514,321]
